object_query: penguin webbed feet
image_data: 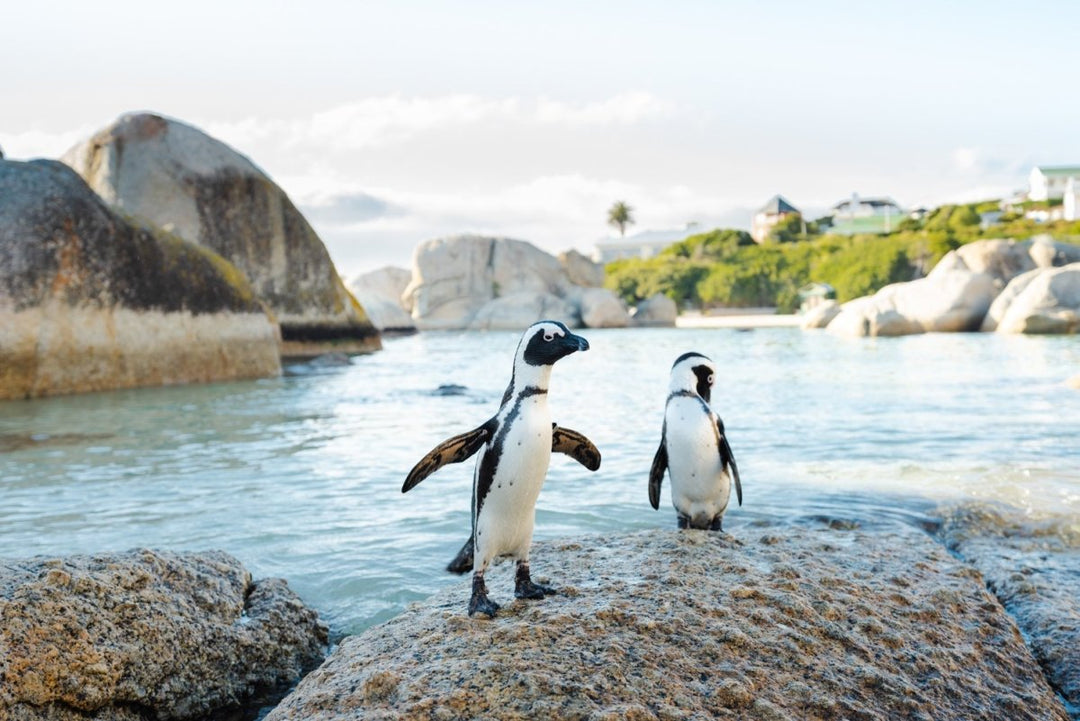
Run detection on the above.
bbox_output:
[468,573,500,618]
[446,537,475,575]
[676,513,727,532]
[514,561,556,600]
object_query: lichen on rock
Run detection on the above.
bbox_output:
[267,527,1069,720]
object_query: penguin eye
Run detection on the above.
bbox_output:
[708,374,715,385]
[543,332,554,342]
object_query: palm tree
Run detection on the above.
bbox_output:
[607,201,635,237]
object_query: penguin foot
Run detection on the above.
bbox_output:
[514,561,556,600]
[676,514,690,530]
[709,516,724,532]
[468,573,499,618]
[446,536,475,574]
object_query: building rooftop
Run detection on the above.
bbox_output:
[757,195,799,215]
[1035,165,1080,177]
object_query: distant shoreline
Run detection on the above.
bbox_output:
[675,309,801,329]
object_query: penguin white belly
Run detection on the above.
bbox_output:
[665,399,730,526]
[475,403,553,563]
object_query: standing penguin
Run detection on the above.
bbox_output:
[403,320,600,617]
[649,352,742,530]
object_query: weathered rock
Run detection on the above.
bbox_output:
[799,299,841,329]
[983,263,1080,334]
[632,292,678,326]
[467,292,577,331]
[404,235,613,330]
[0,158,281,401]
[267,527,1068,721]
[939,503,1080,716]
[0,549,327,720]
[577,287,630,328]
[348,267,416,333]
[62,112,380,357]
[559,249,605,288]
[827,269,997,337]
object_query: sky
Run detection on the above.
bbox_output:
[4,0,1080,280]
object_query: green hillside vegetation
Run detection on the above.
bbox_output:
[605,204,1080,313]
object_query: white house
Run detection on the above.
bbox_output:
[751,195,800,243]
[830,194,904,218]
[1028,165,1080,202]
[1066,177,1080,221]
[593,224,699,263]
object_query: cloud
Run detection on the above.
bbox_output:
[0,125,98,161]
[205,92,674,153]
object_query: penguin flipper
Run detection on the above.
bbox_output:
[717,420,742,506]
[648,436,668,510]
[402,419,494,493]
[551,424,601,471]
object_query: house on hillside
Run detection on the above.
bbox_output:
[1066,177,1080,221]
[827,194,904,235]
[1028,165,1080,202]
[593,224,699,263]
[751,195,801,243]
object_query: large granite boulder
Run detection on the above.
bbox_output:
[559,249,605,288]
[0,159,281,401]
[348,267,416,333]
[939,503,1080,715]
[800,299,841,329]
[827,267,998,337]
[62,112,380,357]
[631,292,678,327]
[0,549,327,720]
[577,287,630,328]
[267,527,1068,721]
[982,263,1080,334]
[403,235,624,330]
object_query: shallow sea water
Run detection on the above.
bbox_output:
[2,327,1078,635]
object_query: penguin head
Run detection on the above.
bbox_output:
[518,320,589,368]
[670,351,715,403]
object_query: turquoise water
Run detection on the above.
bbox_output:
[2,327,1079,636]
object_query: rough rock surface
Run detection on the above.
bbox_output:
[632,293,678,326]
[267,527,1067,721]
[827,267,997,337]
[0,549,327,721]
[62,112,380,356]
[403,235,619,330]
[559,249,605,288]
[577,287,630,328]
[348,267,416,333]
[982,263,1080,334]
[949,237,1080,287]
[0,158,281,400]
[939,503,1080,718]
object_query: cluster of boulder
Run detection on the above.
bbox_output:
[804,237,1080,336]
[1,112,380,401]
[348,235,676,332]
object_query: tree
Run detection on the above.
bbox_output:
[607,201,635,237]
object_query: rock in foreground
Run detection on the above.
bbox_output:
[268,527,1067,721]
[0,549,327,720]
[939,503,1080,717]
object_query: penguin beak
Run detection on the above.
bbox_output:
[569,333,589,352]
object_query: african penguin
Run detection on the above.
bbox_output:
[403,320,600,617]
[649,351,742,530]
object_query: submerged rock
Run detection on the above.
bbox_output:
[267,527,1067,721]
[0,549,327,720]
[62,112,380,357]
[0,158,281,400]
[939,503,1080,717]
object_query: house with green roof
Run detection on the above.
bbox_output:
[1028,165,1080,201]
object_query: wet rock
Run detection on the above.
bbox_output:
[348,266,416,333]
[0,549,327,720]
[982,263,1080,334]
[62,112,380,357]
[0,158,281,401]
[632,293,678,327]
[267,527,1067,721]
[939,503,1080,717]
